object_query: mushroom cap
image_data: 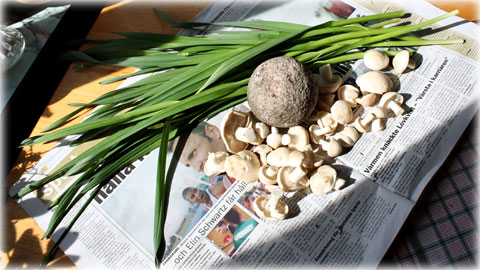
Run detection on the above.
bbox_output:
[286,125,309,151]
[356,93,378,107]
[258,165,278,185]
[355,71,392,94]
[220,110,250,153]
[204,151,228,176]
[315,76,343,95]
[266,133,283,149]
[392,50,410,74]
[266,147,291,167]
[330,100,353,125]
[337,85,360,107]
[324,138,343,158]
[379,92,404,107]
[235,127,262,145]
[371,118,386,132]
[254,122,271,139]
[367,106,388,119]
[224,150,260,183]
[363,50,390,71]
[334,126,359,147]
[316,94,336,111]
[277,166,309,192]
[310,165,337,195]
[253,194,289,221]
[248,56,318,128]
[287,150,306,167]
[253,144,273,155]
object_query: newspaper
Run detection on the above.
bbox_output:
[9,0,479,269]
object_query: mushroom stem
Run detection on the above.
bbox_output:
[360,114,376,126]
[266,166,278,178]
[334,178,347,191]
[289,166,307,182]
[388,102,405,116]
[313,126,331,137]
[266,186,283,212]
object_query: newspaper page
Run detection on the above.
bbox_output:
[337,0,479,201]
[9,0,479,269]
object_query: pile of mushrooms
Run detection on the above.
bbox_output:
[203,49,413,221]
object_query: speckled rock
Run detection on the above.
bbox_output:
[247,56,318,128]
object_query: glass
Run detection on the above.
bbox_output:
[1,25,25,71]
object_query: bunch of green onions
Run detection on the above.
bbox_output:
[14,9,462,267]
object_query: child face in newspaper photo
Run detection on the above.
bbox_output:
[172,122,227,173]
[184,187,209,204]
[208,206,258,256]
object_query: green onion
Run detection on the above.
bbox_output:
[14,9,462,266]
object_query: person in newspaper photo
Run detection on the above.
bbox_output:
[182,177,228,211]
[170,121,227,173]
[171,120,235,186]
[208,205,259,256]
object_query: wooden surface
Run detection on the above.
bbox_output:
[2,0,478,268]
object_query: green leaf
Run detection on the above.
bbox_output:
[154,120,170,266]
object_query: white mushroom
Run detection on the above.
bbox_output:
[354,107,388,133]
[287,150,306,167]
[355,71,392,94]
[317,94,336,111]
[266,126,283,149]
[253,144,272,166]
[315,111,338,136]
[363,50,390,71]
[355,93,378,107]
[333,126,359,147]
[281,125,309,151]
[235,126,261,145]
[379,92,405,116]
[254,121,270,140]
[334,178,347,191]
[224,150,260,183]
[308,124,325,145]
[309,165,340,195]
[330,100,354,125]
[315,64,343,94]
[318,138,343,158]
[253,185,288,221]
[204,152,228,176]
[371,118,386,132]
[302,144,324,169]
[266,147,291,167]
[220,110,250,153]
[392,50,415,74]
[277,166,309,192]
[286,150,308,182]
[337,85,360,107]
[234,113,264,145]
[258,165,279,185]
